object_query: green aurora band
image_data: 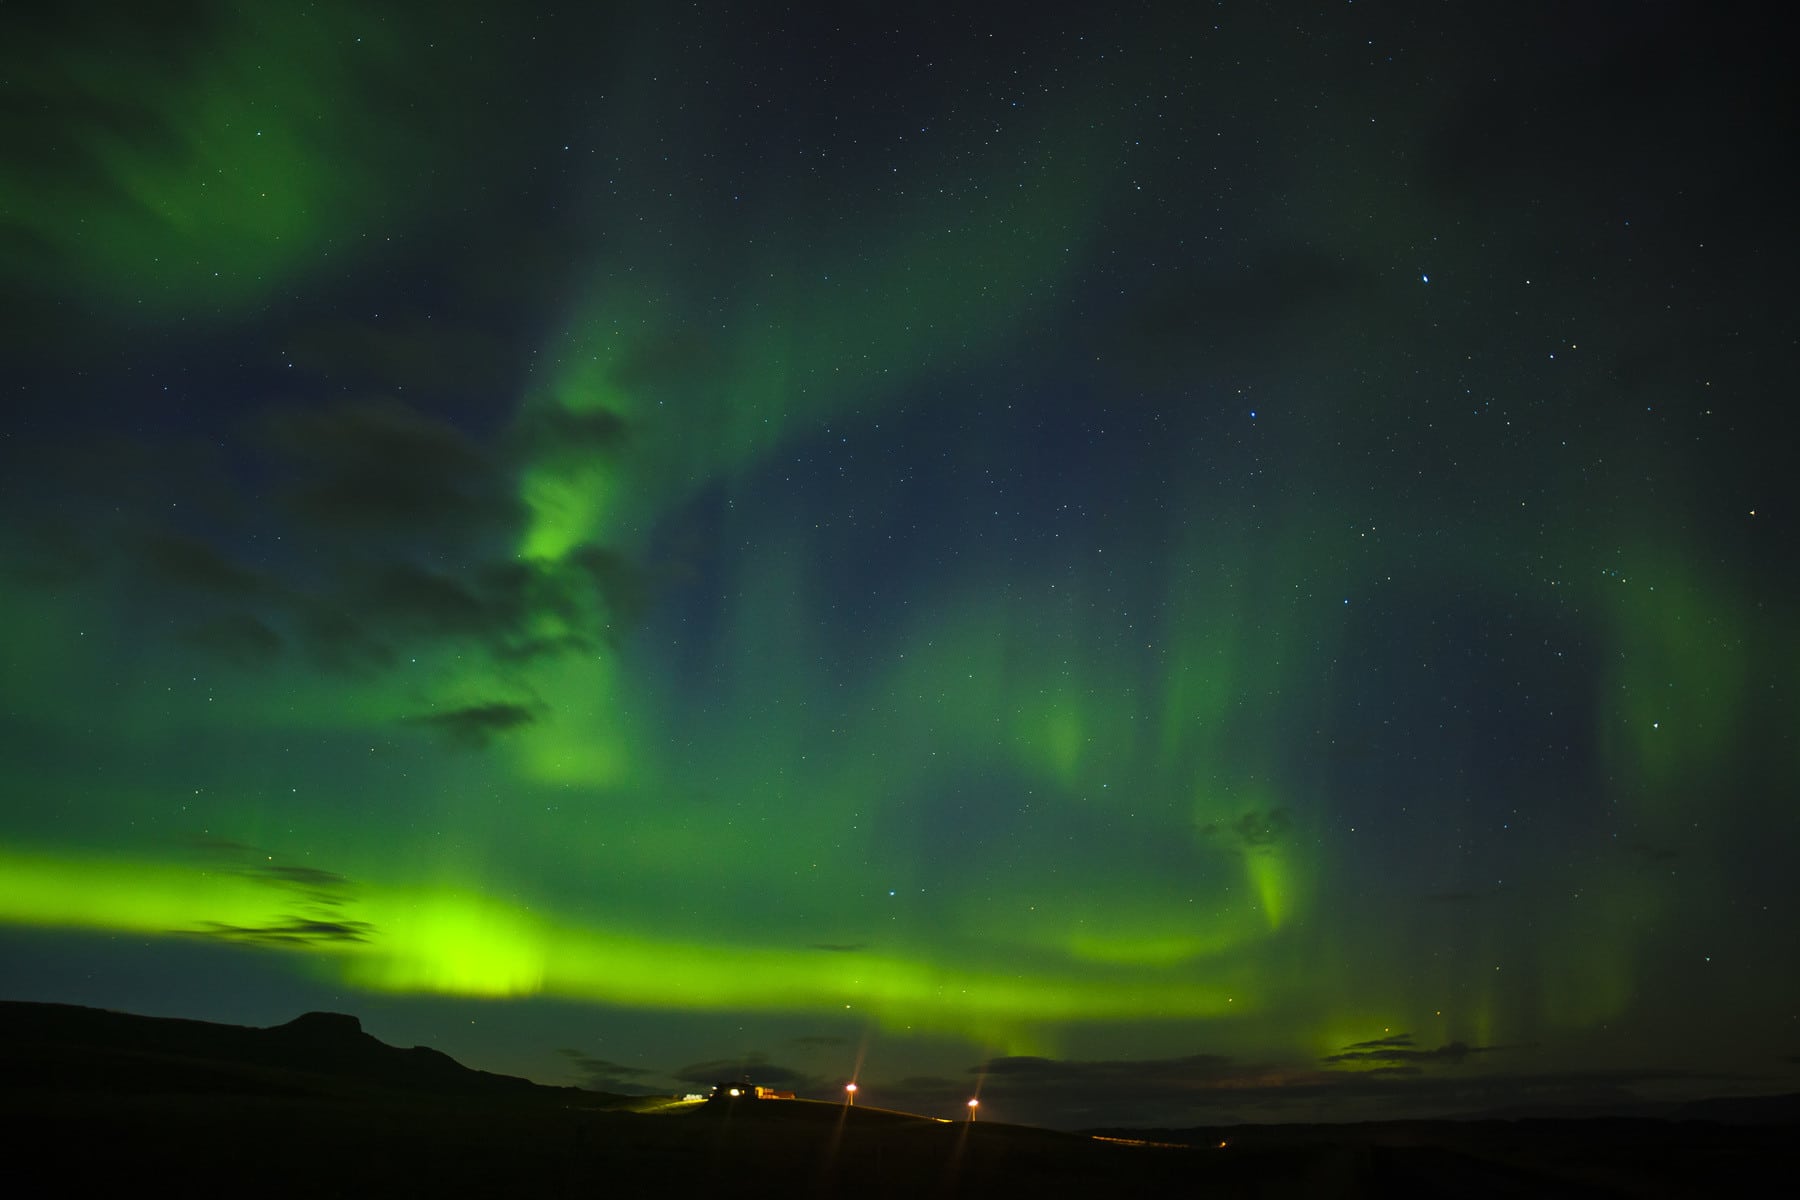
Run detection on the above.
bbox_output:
[0,848,1241,1037]
[2,0,1793,1101]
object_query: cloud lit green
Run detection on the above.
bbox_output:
[2,0,1794,1128]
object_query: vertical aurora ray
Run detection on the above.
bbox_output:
[513,74,1119,566]
[1,0,1795,1124]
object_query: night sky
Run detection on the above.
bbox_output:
[3,1,1795,1129]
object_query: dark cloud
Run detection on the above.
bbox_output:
[184,918,374,946]
[672,1055,815,1089]
[788,1034,849,1048]
[286,315,514,399]
[488,632,595,664]
[261,399,518,537]
[607,330,725,398]
[292,551,642,672]
[406,702,538,748]
[136,530,267,595]
[261,864,350,889]
[1320,1034,1500,1067]
[6,383,651,708]
[186,838,356,903]
[177,614,284,666]
[291,596,398,674]
[511,406,630,467]
[6,434,245,606]
[150,540,646,688]
[1199,808,1291,852]
[809,943,866,953]
[869,1047,1737,1130]
[354,562,502,639]
[558,1049,666,1095]
[563,547,650,638]
[172,844,366,946]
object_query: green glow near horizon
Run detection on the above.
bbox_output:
[7,452,1775,1065]
[0,848,1242,1040]
[5,2,1794,1106]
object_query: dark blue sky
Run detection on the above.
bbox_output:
[1,0,1794,1127]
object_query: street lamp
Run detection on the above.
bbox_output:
[845,1082,858,1107]
[966,1098,980,1122]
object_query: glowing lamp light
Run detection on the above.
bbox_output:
[967,1098,980,1121]
[845,1082,858,1106]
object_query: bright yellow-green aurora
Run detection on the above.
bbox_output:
[2,0,1794,1128]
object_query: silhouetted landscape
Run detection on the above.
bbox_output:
[6,7,1797,1197]
[3,1001,1788,1196]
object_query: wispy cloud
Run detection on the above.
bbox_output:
[672,1054,819,1091]
[177,839,372,948]
[405,701,538,748]
[1321,1033,1503,1067]
[558,1049,667,1095]
[858,1045,1730,1130]
[185,918,373,946]
[1198,808,1291,851]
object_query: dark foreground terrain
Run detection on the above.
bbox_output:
[2,1001,1788,1197]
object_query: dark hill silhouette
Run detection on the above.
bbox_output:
[2,1001,1790,1197]
[0,1001,1214,1197]
[0,1000,582,1099]
[1673,1093,1800,1125]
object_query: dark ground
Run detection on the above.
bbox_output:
[3,1002,1788,1197]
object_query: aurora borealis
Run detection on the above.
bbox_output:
[2,1,1795,1127]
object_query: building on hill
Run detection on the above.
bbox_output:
[707,1081,794,1101]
